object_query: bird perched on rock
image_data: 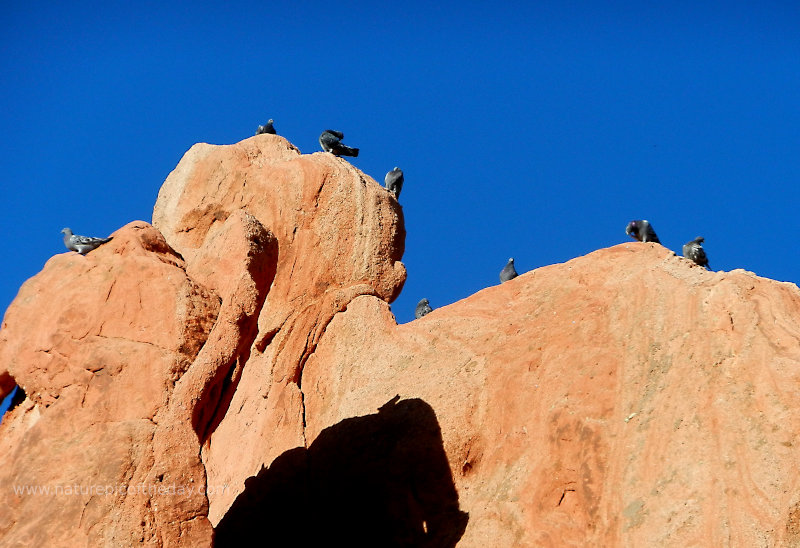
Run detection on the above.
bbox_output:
[625,220,660,243]
[255,119,276,135]
[683,237,710,269]
[415,298,432,319]
[61,228,112,255]
[319,130,359,157]
[500,258,518,283]
[385,167,404,198]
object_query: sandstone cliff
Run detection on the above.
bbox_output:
[2,134,800,547]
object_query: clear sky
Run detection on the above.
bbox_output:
[2,1,799,336]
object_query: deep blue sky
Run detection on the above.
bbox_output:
[2,1,800,333]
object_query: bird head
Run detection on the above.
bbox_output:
[61,228,71,235]
[695,236,705,244]
[268,119,274,124]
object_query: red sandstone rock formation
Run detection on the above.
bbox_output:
[2,134,800,546]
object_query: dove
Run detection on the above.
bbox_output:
[415,298,433,319]
[255,119,276,135]
[319,130,359,157]
[61,228,112,255]
[683,236,710,269]
[385,167,404,198]
[500,258,518,283]
[625,220,660,243]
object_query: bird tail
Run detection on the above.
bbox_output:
[340,146,359,157]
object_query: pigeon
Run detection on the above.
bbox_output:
[625,220,660,243]
[385,167,404,198]
[499,258,518,283]
[683,237,710,269]
[61,228,112,255]
[255,119,276,135]
[319,130,359,157]
[415,298,433,319]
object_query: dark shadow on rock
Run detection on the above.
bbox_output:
[214,396,468,547]
[193,224,279,443]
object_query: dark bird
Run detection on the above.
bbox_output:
[625,220,660,243]
[61,228,112,255]
[499,258,518,283]
[255,119,276,135]
[415,298,433,319]
[319,130,359,157]
[683,237,710,269]
[385,167,404,198]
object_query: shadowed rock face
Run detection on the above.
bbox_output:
[215,397,468,547]
[3,134,800,546]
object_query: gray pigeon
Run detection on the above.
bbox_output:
[625,219,660,243]
[255,119,276,135]
[61,228,112,255]
[682,237,710,269]
[319,130,359,157]
[415,298,433,319]
[500,258,518,283]
[385,167,404,198]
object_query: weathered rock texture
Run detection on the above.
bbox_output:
[301,244,800,546]
[0,222,221,546]
[2,134,800,546]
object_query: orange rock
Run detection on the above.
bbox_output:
[301,243,800,546]
[0,221,221,546]
[3,135,800,546]
[0,135,408,546]
[153,135,407,524]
